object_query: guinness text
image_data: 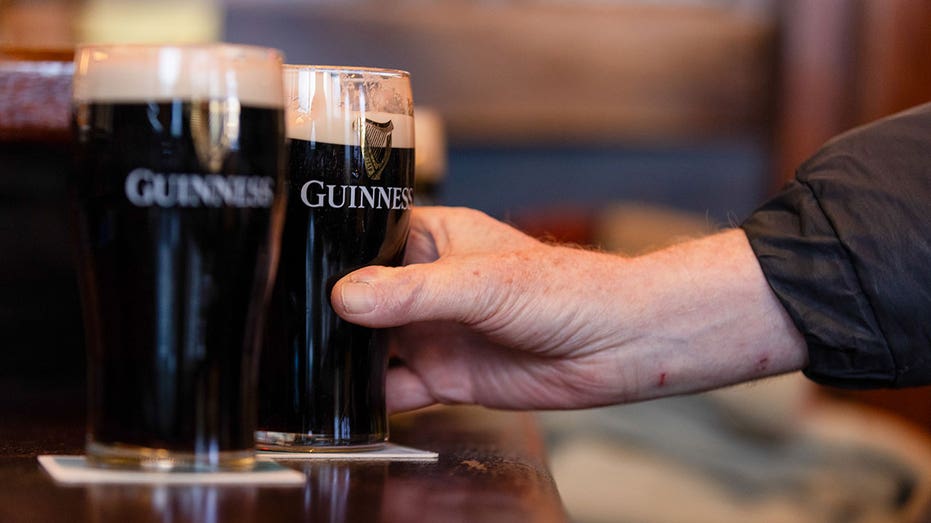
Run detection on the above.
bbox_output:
[300,180,413,210]
[124,168,275,208]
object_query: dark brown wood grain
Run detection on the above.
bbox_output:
[0,381,566,523]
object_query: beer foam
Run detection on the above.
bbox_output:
[73,44,284,108]
[283,65,414,148]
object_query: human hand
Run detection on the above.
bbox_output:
[331,207,806,413]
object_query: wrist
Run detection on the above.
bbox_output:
[613,229,807,401]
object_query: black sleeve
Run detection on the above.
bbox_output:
[741,103,931,388]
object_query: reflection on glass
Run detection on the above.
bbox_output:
[87,484,258,523]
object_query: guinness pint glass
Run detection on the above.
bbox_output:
[257,66,414,450]
[71,44,286,470]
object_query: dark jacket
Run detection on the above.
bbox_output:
[742,103,931,388]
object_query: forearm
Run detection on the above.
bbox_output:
[612,228,808,401]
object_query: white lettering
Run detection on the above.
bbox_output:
[125,168,155,206]
[358,186,376,208]
[124,168,276,208]
[402,187,413,209]
[327,184,348,208]
[348,185,358,208]
[296,181,414,210]
[301,180,325,208]
[190,176,219,206]
[374,187,391,209]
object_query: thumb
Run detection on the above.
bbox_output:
[330,262,496,328]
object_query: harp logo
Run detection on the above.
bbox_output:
[360,117,394,180]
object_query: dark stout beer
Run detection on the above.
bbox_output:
[71,43,286,470]
[258,137,413,448]
[73,101,284,462]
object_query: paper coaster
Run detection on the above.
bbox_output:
[258,443,438,461]
[38,455,305,485]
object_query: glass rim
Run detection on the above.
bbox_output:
[283,64,410,79]
[75,42,283,61]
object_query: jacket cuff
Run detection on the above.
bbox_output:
[741,180,895,388]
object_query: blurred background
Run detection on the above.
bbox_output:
[3,1,931,521]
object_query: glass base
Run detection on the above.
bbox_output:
[86,441,256,472]
[255,431,387,452]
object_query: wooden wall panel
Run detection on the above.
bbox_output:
[226,3,777,145]
[774,0,931,187]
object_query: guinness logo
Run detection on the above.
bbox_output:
[359,117,394,180]
[123,168,275,208]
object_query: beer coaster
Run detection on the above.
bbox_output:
[257,443,438,461]
[37,455,305,485]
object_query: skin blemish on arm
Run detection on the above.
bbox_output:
[757,356,770,372]
[657,372,667,387]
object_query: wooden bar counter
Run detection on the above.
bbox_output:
[0,49,565,522]
[0,381,565,523]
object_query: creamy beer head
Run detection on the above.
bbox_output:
[283,65,414,148]
[73,43,284,108]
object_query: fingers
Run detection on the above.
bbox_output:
[385,366,436,414]
[331,261,499,328]
[332,206,541,329]
[402,219,440,265]
[406,207,538,260]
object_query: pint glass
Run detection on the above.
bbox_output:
[71,44,286,470]
[257,66,415,450]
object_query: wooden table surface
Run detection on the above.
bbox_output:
[0,380,566,523]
